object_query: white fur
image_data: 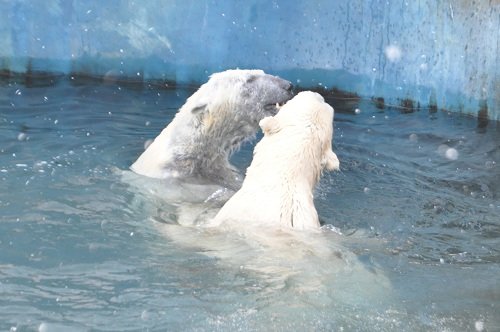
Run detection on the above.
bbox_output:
[212,91,340,230]
[130,69,293,190]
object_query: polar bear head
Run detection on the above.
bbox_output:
[130,69,294,188]
[259,91,340,173]
[173,69,294,177]
[182,69,294,149]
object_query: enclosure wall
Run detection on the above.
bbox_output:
[1,0,498,119]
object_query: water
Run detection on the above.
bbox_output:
[1,78,499,331]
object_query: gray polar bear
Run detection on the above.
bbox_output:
[131,69,293,189]
[212,91,340,230]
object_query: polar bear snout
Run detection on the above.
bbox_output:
[261,74,293,92]
[260,79,294,116]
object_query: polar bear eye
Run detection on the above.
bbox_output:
[245,75,258,83]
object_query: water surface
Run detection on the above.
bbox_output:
[0,78,498,331]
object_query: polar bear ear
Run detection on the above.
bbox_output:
[322,150,340,171]
[259,116,280,135]
[190,102,208,115]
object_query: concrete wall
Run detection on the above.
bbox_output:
[1,0,498,119]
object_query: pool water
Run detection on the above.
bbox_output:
[0,78,498,331]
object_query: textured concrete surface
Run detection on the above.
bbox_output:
[0,0,498,119]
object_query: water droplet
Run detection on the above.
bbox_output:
[384,45,402,62]
[43,96,48,102]
[145,121,151,126]
[15,89,22,96]
[475,320,484,331]
[54,119,58,124]
[354,108,361,114]
[445,148,458,160]
[409,133,418,142]
[141,309,151,320]
[86,132,90,136]
[130,232,134,237]
[17,133,27,141]
[144,139,154,150]
[363,187,370,193]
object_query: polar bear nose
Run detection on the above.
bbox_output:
[272,76,293,92]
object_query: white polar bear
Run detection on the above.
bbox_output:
[212,91,340,230]
[130,69,293,190]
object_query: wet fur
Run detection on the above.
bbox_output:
[212,91,340,230]
[131,69,293,190]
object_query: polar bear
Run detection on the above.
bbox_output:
[130,69,293,189]
[212,91,340,230]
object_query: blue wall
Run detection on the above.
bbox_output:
[1,0,498,119]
